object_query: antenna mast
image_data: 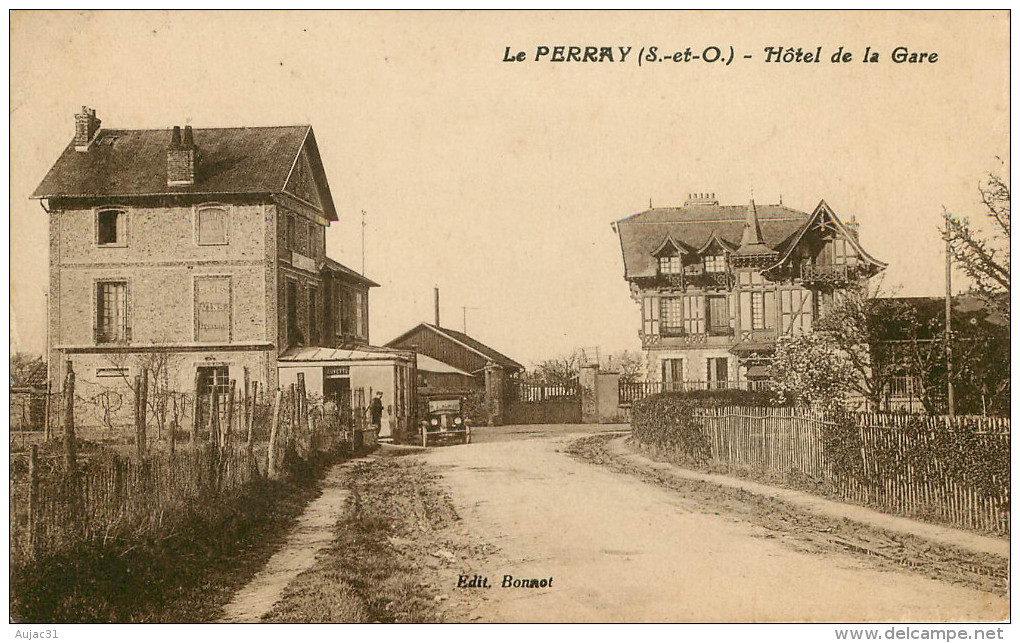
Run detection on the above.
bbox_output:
[360,209,367,275]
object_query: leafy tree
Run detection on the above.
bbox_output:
[809,280,907,411]
[769,332,857,411]
[943,171,1010,322]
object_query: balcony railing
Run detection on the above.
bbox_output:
[95,326,131,344]
[685,271,731,290]
[653,271,732,290]
[800,264,855,284]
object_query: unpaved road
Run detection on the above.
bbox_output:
[422,425,1008,623]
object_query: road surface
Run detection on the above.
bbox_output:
[421,424,1007,623]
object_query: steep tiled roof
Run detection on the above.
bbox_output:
[32,125,337,220]
[615,204,809,279]
[11,360,47,390]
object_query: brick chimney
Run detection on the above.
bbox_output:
[74,106,101,152]
[167,125,197,186]
[683,192,719,206]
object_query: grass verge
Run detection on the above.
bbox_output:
[264,452,486,623]
[10,450,338,623]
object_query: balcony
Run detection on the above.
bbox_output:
[685,271,731,290]
[651,271,732,291]
[644,327,734,348]
[800,264,856,285]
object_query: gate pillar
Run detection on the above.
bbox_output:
[580,363,599,424]
[484,362,505,426]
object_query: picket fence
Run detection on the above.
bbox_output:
[693,407,1010,535]
[10,380,374,564]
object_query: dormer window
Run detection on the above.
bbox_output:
[658,254,682,275]
[96,209,126,246]
[704,254,727,273]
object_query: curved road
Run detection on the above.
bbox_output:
[421,424,1008,623]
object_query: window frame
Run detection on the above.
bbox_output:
[194,204,231,246]
[95,279,130,344]
[657,254,682,275]
[95,207,128,248]
[750,291,766,330]
[659,297,684,334]
[704,254,727,273]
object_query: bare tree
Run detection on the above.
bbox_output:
[109,348,184,442]
[529,349,585,385]
[603,350,644,383]
[943,171,1010,322]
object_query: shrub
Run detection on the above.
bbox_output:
[666,387,784,408]
[631,394,711,465]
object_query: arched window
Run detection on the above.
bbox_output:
[96,208,126,246]
[197,206,229,245]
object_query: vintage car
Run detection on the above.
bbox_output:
[418,395,470,446]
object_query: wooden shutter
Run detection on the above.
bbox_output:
[764,291,777,330]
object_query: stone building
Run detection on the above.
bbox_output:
[34,107,414,437]
[613,193,885,387]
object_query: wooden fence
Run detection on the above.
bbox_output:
[10,364,372,564]
[692,407,1010,535]
[512,379,580,403]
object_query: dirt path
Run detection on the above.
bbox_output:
[421,429,1008,623]
[219,463,352,623]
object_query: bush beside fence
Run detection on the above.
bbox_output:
[631,397,1010,535]
[10,374,373,567]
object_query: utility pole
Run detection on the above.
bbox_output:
[361,209,367,275]
[461,306,481,334]
[945,233,955,417]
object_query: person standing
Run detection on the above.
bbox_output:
[370,392,384,431]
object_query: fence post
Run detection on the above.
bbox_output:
[288,383,297,453]
[225,380,236,449]
[247,381,257,450]
[136,370,149,459]
[243,367,251,441]
[210,385,220,447]
[267,388,283,479]
[28,444,39,558]
[191,371,200,445]
[63,360,76,474]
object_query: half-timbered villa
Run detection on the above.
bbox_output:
[613,192,886,388]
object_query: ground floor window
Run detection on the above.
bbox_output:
[706,357,729,388]
[661,358,683,391]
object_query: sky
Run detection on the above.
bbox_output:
[9,10,1010,368]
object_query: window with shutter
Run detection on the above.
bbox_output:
[197,207,229,245]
